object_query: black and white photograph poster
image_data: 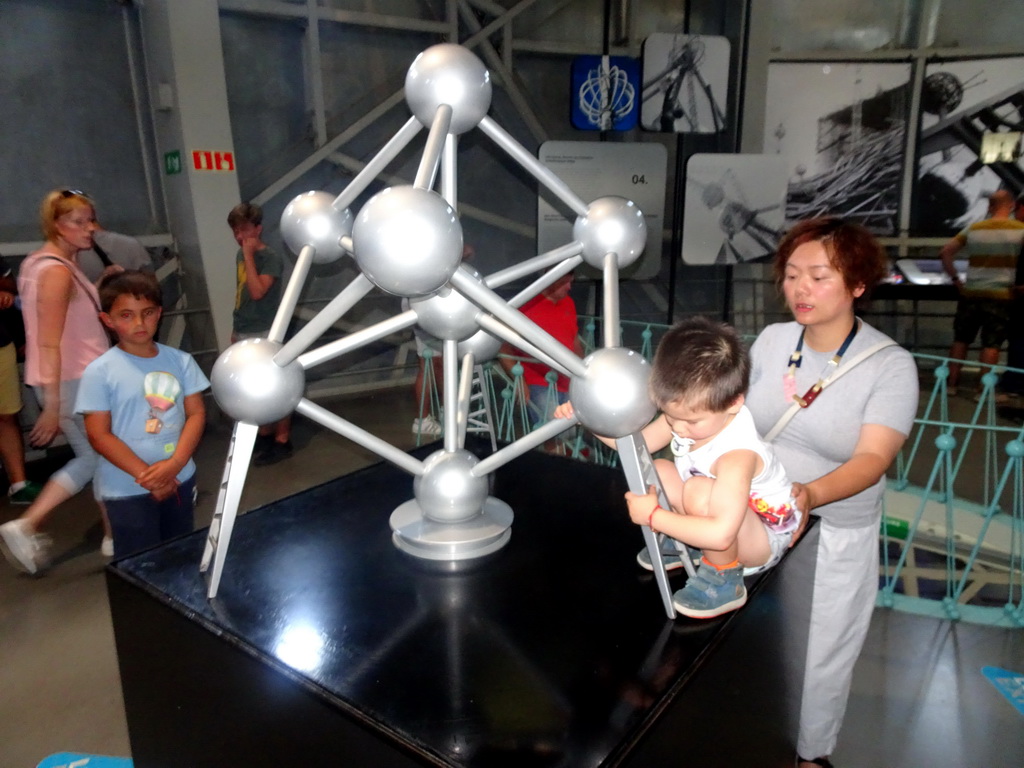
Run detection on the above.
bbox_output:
[683,153,788,265]
[916,56,1024,235]
[640,34,729,133]
[764,62,912,234]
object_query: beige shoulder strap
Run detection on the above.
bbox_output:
[763,340,897,443]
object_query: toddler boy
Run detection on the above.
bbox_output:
[557,317,800,618]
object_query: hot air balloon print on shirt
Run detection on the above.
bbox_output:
[143,370,183,434]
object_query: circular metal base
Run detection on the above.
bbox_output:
[390,497,514,561]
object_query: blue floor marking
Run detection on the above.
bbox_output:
[37,753,133,768]
[982,666,1024,716]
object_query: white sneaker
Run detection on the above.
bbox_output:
[411,415,443,436]
[0,519,52,575]
[101,536,114,558]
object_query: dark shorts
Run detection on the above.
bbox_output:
[104,476,196,559]
[952,298,1010,348]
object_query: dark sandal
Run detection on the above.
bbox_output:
[797,756,834,768]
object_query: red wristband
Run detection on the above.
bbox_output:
[647,505,660,528]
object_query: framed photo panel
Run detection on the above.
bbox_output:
[682,154,788,265]
[764,62,912,234]
[641,34,729,133]
[915,56,1024,235]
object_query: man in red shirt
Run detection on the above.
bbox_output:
[502,272,583,427]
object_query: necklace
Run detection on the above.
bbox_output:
[784,319,859,408]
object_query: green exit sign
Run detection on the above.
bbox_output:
[164,150,182,175]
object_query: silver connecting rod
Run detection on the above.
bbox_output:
[507,257,583,310]
[268,245,315,344]
[443,338,460,452]
[274,273,375,367]
[603,251,621,348]
[332,116,423,211]
[441,133,458,209]
[296,398,425,477]
[297,309,419,370]
[414,104,453,191]
[450,269,587,379]
[477,115,588,218]
[471,416,576,477]
[484,244,584,290]
[476,314,573,379]
[456,351,475,447]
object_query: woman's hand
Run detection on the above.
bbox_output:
[29,408,62,447]
[788,481,812,547]
[97,264,125,286]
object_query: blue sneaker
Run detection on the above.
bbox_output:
[636,541,701,572]
[672,561,747,619]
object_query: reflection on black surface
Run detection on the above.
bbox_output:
[115,445,747,767]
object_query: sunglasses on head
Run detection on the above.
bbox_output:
[60,189,88,199]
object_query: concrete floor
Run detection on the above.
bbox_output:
[0,388,423,768]
[0,386,1022,767]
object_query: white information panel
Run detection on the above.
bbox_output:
[537,141,666,280]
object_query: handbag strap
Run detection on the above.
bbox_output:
[32,254,102,314]
[91,240,113,268]
[763,340,897,443]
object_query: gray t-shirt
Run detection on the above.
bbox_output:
[746,320,919,529]
[79,230,153,282]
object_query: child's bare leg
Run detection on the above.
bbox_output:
[653,458,685,513]
[678,479,770,568]
[683,477,772,568]
[679,476,738,565]
[733,508,771,568]
[680,475,712,516]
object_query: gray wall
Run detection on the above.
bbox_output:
[0,0,162,241]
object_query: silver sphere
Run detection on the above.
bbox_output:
[409,268,483,341]
[280,191,353,264]
[352,186,463,297]
[211,338,305,425]
[405,44,492,135]
[414,449,489,523]
[573,196,647,270]
[568,347,654,438]
[457,329,502,362]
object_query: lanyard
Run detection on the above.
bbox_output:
[785,320,859,408]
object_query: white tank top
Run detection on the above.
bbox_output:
[672,405,796,531]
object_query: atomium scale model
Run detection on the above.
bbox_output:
[203,44,693,618]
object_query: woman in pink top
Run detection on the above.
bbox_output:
[0,190,114,574]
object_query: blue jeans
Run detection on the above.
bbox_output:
[527,384,569,428]
[105,476,196,558]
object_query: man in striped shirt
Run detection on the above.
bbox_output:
[940,189,1024,396]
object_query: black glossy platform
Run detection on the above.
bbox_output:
[107,445,815,768]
